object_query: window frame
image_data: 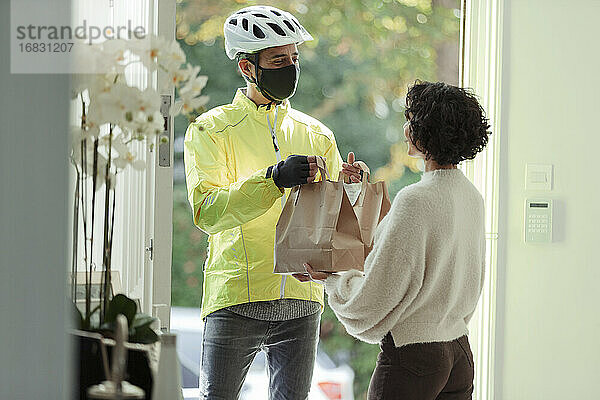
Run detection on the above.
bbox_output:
[459,1,505,399]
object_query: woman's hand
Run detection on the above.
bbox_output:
[341,152,363,183]
[292,263,332,283]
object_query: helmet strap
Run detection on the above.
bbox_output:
[239,53,255,84]
[245,52,282,106]
[238,52,283,110]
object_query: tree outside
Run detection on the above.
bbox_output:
[172,1,460,397]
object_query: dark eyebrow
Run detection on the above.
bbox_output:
[270,52,299,60]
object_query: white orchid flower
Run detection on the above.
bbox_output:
[70,127,96,153]
[72,42,113,74]
[100,39,129,73]
[90,83,142,127]
[174,93,210,116]
[135,35,176,71]
[71,74,95,99]
[159,40,186,70]
[70,138,116,189]
[180,74,208,97]
[131,110,164,136]
[84,74,118,100]
[96,132,126,155]
[145,110,165,135]
[113,150,146,171]
[88,91,123,126]
[159,63,199,90]
[71,123,100,143]
[71,35,208,178]
[101,40,127,62]
[136,88,161,115]
[114,132,129,150]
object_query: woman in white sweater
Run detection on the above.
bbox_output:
[295,81,491,399]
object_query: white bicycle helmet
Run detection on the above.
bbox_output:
[224,5,313,60]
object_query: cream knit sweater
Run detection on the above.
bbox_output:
[324,169,486,346]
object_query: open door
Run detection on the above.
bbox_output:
[71,0,176,331]
[149,0,177,331]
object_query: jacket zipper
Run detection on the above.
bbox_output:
[267,107,287,299]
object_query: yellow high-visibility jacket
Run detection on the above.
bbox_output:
[184,89,343,319]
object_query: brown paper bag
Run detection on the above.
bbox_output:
[274,157,391,274]
[351,161,392,257]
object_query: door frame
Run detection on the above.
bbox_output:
[145,0,177,331]
[460,1,505,399]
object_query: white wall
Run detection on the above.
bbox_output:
[496,1,600,399]
[0,1,71,398]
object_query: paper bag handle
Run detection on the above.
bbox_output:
[316,156,331,181]
[352,161,372,207]
[354,161,371,182]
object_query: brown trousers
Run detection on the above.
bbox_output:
[367,333,474,400]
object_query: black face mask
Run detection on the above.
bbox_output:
[253,63,300,103]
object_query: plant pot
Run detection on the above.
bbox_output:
[73,330,154,400]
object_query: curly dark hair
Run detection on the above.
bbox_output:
[404,81,491,166]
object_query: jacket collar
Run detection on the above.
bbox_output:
[233,88,290,121]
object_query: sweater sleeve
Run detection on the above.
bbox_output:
[324,189,428,344]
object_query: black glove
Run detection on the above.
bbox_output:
[271,155,311,188]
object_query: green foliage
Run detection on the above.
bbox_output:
[73,302,84,329]
[387,167,423,198]
[102,294,159,344]
[171,183,207,308]
[173,1,460,397]
[105,294,137,327]
[74,302,100,331]
[175,0,460,171]
[320,304,381,396]
[73,294,159,344]
[128,314,160,344]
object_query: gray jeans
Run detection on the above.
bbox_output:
[200,308,320,400]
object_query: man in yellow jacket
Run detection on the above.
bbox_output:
[184,5,361,399]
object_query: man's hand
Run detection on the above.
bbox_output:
[272,155,319,188]
[341,152,363,183]
[292,263,332,283]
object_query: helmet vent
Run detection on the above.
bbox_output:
[224,6,313,60]
[252,24,266,39]
[267,22,286,36]
[292,19,302,29]
[283,19,296,32]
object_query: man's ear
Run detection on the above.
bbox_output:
[238,59,255,81]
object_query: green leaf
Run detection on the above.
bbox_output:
[99,322,113,331]
[129,326,159,344]
[132,313,156,330]
[105,294,137,326]
[82,304,101,330]
[72,303,84,330]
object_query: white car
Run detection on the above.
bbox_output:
[170,307,354,400]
